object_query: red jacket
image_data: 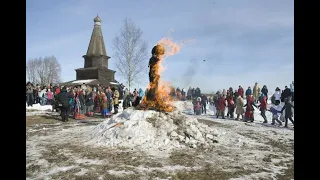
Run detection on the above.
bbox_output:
[259,96,267,110]
[238,87,244,97]
[218,97,226,111]
[225,96,234,107]
[55,87,61,95]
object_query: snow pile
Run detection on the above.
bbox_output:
[87,102,219,154]
[26,103,52,111]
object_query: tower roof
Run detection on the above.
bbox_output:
[94,15,101,22]
[86,16,107,57]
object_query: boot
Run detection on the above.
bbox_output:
[263,120,267,123]
[61,115,66,122]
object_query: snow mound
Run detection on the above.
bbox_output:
[87,103,219,155]
[26,103,52,111]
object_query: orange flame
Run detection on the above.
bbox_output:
[138,30,194,112]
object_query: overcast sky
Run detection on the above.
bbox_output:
[26,0,294,93]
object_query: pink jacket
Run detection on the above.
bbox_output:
[47,91,53,100]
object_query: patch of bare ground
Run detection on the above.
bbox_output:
[237,131,294,179]
[171,164,256,180]
[26,115,59,126]
[275,161,294,180]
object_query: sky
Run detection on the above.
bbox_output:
[26,0,294,94]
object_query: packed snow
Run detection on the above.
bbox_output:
[87,99,293,157]
[87,104,219,156]
[26,103,53,116]
[71,79,95,84]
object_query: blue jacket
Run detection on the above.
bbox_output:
[245,89,252,96]
[138,88,144,97]
[269,107,281,115]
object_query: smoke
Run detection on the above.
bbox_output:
[181,58,199,87]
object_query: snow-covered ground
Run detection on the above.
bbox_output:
[26,100,293,179]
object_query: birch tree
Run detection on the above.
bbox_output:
[112,18,148,91]
[26,56,62,85]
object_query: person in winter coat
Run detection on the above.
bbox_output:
[132,91,139,107]
[190,88,194,99]
[112,87,120,114]
[55,87,73,121]
[94,92,102,113]
[138,88,144,103]
[26,83,34,107]
[69,90,76,116]
[181,88,186,100]
[233,90,238,102]
[238,86,244,98]
[217,95,226,119]
[85,88,94,116]
[55,86,61,96]
[195,87,201,98]
[226,92,235,119]
[261,85,268,100]
[100,93,112,118]
[258,93,268,123]
[74,89,86,119]
[200,94,208,114]
[273,87,281,105]
[106,86,113,112]
[46,89,53,105]
[281,98,294,128]
[228,87,234,98]
[253,82,260,103]
[122,88,130,110]
[119,83,124,100]
[213,92,220,116]
[235,94,245,120]
[267,104,282,126]
[193,97,202,115]
[281,86,292,102]
[243,95,257,122]
[39,88,47,106]
[245,87,252,97]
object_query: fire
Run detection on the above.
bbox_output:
[138,34,192,112]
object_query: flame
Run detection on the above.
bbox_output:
[138,31,194,112]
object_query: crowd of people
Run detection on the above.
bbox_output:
[26,81,294,127]
[191,82,294,128]
[26,82,146,121]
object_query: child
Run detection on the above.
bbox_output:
[258,93,268,123]
[193,97,202,115]
[101,93,112,118]
[281,98,294,128]
[217,94,226,119]
[267,104,282,126]
[226,92,235,119]
[243,95,257,122]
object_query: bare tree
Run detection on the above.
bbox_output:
[26,56,62,85]
[112,18,148,91]
[26,59,39,84]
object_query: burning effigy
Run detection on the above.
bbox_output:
[137,38,182,112]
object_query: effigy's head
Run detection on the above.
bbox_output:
[151,44,165,56]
